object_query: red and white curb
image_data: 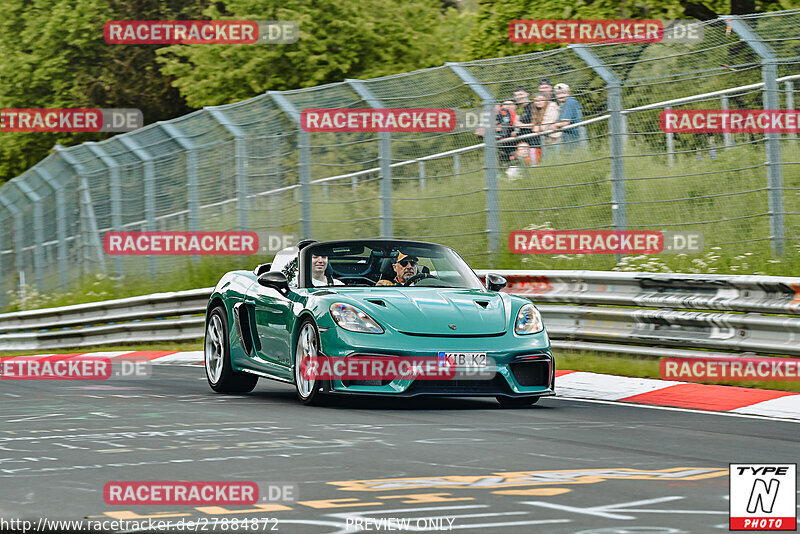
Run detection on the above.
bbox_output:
[556,370,800,421]
[6,352,798,421]
[2,350,204,365]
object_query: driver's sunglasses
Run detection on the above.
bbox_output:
[398,259,417,267]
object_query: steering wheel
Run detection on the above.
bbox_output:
[403,272,438,286]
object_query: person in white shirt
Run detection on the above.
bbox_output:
[311,254,344,286]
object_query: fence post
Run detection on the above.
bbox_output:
[0,209,5,309]
[571,44,627,232]
[34,167,68,288]
[117,137,157,277]
[207,108,249,231]
[53,144,107,275]
[786,81,795,143]
[11,181,45,291]
[447,62,499,263]
[86,143,124,277]
[0,193,23,301]
[270,92,312,240]
[725,16,784,256]
[665,106,675,166]
[160,122,199,262]
[347,79,393,238]
[720,96,734,148]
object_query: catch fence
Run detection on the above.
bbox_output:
[1,11,799,309]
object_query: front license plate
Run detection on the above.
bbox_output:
[438,352,487,368]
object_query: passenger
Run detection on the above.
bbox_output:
[376,252,426,286]
[311,254,344,286]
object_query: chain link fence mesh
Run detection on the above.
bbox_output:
[1,10,799,308]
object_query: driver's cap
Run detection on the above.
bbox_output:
[396,251,418,263]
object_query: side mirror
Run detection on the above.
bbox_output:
[258,271,290,296]
[486,273,507,292]
[253,263,272,276]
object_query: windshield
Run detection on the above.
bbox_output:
[300,240,483,289]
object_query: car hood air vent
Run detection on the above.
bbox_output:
[475,300,489,308]
[315,290,336,296]
[365,299,386,306]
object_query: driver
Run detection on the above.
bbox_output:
[311,254,344,286]
[376,251,427,286]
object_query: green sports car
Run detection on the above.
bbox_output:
[204,239,555,407]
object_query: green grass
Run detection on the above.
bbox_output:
[3,140,798,313]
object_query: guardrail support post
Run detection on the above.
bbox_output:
[207,109,249,232]
[725,16,784,256]
[447,63,499,263]
[117,137,157,277]
[54,145,107,276]
[270,92,312,240]
[347,79,393,238]
[571,45,627,233]
[11,182,45,291]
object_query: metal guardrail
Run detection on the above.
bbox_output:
[1,271,798,357]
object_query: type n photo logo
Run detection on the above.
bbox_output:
[729,463,796,531]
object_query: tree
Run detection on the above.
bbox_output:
[465,0,795,59]
[0,0,206,184]
[156,0,475,107]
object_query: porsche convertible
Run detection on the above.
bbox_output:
[203,239,555,407]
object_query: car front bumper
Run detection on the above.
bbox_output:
[317,326,555,397]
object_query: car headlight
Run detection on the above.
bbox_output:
[514,303,543,335]
[330,302,384,334]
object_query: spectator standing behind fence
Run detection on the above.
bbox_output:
[506,141,533,180]
[538,78,557,104]
[513,86,537,165]
[495,99,518,162]
[553,83,583,148]
[527,92,560,161]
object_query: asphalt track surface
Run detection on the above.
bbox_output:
[1,365,797,534]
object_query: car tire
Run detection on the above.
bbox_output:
[205,305,258,393]
[294,319,326,406]
[496,396,539,408]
